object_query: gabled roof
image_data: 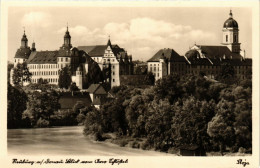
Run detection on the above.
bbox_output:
[87,84,107,94]
[27,51,58,64]
[147,48,185,62]
[77,45,125,58]
[196,45,242,59]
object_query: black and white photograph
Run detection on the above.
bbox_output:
[1,0,259,168]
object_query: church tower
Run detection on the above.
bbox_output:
[21,29,28,48]
[63,25,72,49]
[222,10,240,53]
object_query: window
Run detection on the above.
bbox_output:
[234,35,237,43]
[150,67,152,72]
[113,79,115,82]
[154,67,156,71]
[66,58,68,62]
[113,65,115,69]
[226,35,228,42]
[113,72,115,75]
[61,58,63,62]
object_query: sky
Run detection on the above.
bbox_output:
[8,7,252,62]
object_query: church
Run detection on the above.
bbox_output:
[10,26,134,89]
[147,10,252,81]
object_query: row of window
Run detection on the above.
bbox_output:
[31,71,58,76]
[32,78,58,83]
[58,57,70,62]
[29,64,58,69]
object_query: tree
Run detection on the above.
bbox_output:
[7,83,28,128]
[7,62,14,83]
[12,62,32,86]
[58,66,72,89]
[23,90,60,127]
[145,99,175,151]
[154,74,183,104]
[144,72,155,85]
[216,62,236,84]
[207,99,236,155]
[70,82,79,92]
[171,97,216,152]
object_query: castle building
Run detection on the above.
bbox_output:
[78,38,134,88]
[147,10,252,80]
[10,26,134,89]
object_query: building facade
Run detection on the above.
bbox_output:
[147,10,252,81]
[10,26,134,89]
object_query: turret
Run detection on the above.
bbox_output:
[31,41,36,52]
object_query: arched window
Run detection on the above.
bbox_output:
[226,35,228,42]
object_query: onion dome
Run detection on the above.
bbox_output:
[21,30,28,42]
[185,49,201,60]
[223,10,238,28]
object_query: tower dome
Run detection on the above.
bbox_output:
[64,26,71,38]
[223,10,238,28]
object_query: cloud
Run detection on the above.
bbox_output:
[56,17,217,61]
[21,12,52,28]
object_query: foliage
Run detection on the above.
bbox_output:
[58,66,72,89]
[7,83,28,128]
[8,62,14,83]
[12,62,32,86]
[70,82,79,92]
[23,90,60,127]
[83,73,252,154]
[144,72,155,85]
[83,62,104,89]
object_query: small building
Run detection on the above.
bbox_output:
[58,92,92,112]
[87,84,108,108]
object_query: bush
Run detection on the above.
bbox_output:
[167,147,179,155]
[130,140,140,149]
[119,139,128,147]
[238,147,246,154]
[93,132,104,141]
[141,141,151,150]
[36,118,50,128]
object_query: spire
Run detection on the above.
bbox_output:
[66,22,69,32]
[229,10,233,18]
[107,35,112,47]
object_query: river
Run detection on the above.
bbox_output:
[8,126,169,156]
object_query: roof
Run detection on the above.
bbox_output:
[87,84,107,94]
[147,48,185,62]
[196,45,241,59]
[26,51,58,64]
[92,97,111,105]
[15,47,31,59]
[59,93,92,109]
[78,45,125,58]
[189,58,212,66]
[223,11,238,28]
[78,46,97,53]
